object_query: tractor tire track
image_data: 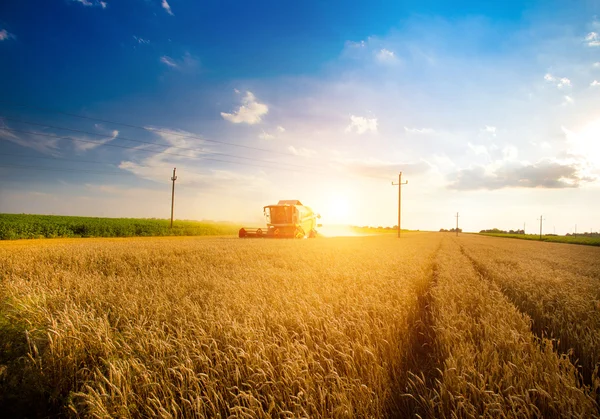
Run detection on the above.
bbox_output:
[458,241,600,408]
[387,241,443,418]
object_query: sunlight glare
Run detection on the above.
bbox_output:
[567,119,600,164]
[324,195,351,225]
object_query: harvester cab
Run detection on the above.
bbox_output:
[239,200,321,238]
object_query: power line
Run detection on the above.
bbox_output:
[1,116,317,170]
[0,152,314,181]
[0,128,331,175]
[1,102,297,156]
[0,152,122,166]
[0,163,128,176]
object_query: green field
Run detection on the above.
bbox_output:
[0,214,241,240]
[479,232,600,246]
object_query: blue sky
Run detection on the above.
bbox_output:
[1,0,600,233]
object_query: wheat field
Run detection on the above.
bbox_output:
[1,234,599,418]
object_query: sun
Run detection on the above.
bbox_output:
[325,195,352,225]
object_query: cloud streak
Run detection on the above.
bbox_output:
[0,123,61,155]
[0,29,16,41]
[72,125,119,151]
[159,53,199,71]
[133,36,150,44]
[160,56,178,68]
[288,145,317,157]
[71,0,107,8]
[161,0,174,16]
[404,127,434,134]
[338,158,431,179]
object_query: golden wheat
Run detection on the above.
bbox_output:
[1,233,599,417]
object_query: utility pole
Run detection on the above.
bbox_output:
[170,167,177,228]
[575,224,577,237]
[391,172,408,238]
[524,222,526,235]
[537,215,545,240]
[455,212,460,236]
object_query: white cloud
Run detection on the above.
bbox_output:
[483,125,497,136]
[0,29,15,41]
[404,127,435,134]
[133,36,150,44]
[161,0,174,16]
[376,48,398,63]
[448,159,593,190]
[160,56,178,68]
[221,91,269,125]
[585,32,600,47]
[544,73,571,88]
[594,62,600,68]
[468,142,489,156]
[71,0,107,8]
[558,78,571,87]
[563,95,574,105]
[591,80,600,87]
[346,40,367,48]
[288,146,317,157]
[258,125,285,140]
[346,115,378,134]
[258,131,275,140]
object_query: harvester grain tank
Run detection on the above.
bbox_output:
[239,200,321,238]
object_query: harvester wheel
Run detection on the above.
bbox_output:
[256,228,263,237]
[239,228,246,238]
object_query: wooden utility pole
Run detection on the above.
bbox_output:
[537,215,545,240]
[170,167,177,228]
[455,212,460,236]
[391,172,408,238]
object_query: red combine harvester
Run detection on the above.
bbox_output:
[239,200,321,238]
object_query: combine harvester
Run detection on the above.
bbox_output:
[239,200,321,238]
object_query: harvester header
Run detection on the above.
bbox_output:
[239,200,321,239]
